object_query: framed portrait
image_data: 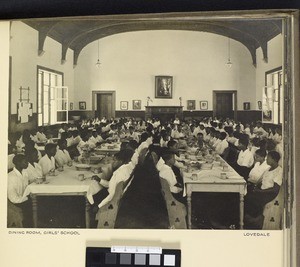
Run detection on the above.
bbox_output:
[79,101,86,110]
[258,100,262,110]
[187,100,195,110]
[132,100,141,110]
[243,102,250,110]
[69,102,73,110]
[120,101,128,110]
[200,101,208,110]
[155,76,173,98]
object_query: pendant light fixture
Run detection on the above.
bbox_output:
[226,38,233,68]
[95,40,101,68]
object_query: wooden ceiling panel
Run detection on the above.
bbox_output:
[22,16,282,66]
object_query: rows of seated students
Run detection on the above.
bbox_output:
[7,115,283,228]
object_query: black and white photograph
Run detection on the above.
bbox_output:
[155,76,173,98]
[5,11,294,233]
[132,100,141,110]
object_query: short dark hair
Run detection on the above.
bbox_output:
[57,139,67,148]
[161,149,175,163]
[268,150,280,163]
[114,149,134,164]
[12,154,26,165]
[220,132,227,140]
[255,149,267,158]
[45,143,57,153]
[167,140,177,148]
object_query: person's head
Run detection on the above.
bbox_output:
[238,138,249,150]
[72,130,79,137]
[266,151,280,168]
[161,150,175,167]
[24,139,35,150]
[80,131,88,141]
[251,137,260,147]
[256,121,263,128]
[45,143,57,158]
[197,132,204,140]
[57,139,67,150]
[152,134,161,145]
[25,147,39,164]
[22,129,31,143]
[112,149,134,170]
[258,139,267,150]
[167,140,178,152]
[266,139,277,151]
[275,127,282,135]
[13,154,28,171]
[220,132,227,140]
[214,130,221,139]
[129,126,134,134]
[128,140,139,151]
[140,132,149,143]
[254,149,267,163]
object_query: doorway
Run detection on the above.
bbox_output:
[213,90,237,120]
[92,91,116,119]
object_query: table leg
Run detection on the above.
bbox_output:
[31,194,38,228]
[187,186,192,229]
[239,193,244,229]
[85,197,91,228]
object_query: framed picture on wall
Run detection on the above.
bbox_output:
[258,100,262,110]
[243,102,250,110]
[70,102,73,110]
[79,101,86,110]
[155,76,173,98]
[132,100,141,110]
[120,101,128,110]
[187,100,196,110]
[200,101,208,110]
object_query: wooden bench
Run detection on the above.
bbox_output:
[159,178,187,229]
[262,185,284,230]
[95,181,126,229]
[96,169,135,229]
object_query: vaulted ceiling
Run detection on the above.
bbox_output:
[23,14,282,67]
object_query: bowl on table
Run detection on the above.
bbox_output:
[35,176,44,184]
[75,163,91,171]
[201,163,213,170]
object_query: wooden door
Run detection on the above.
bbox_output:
[213,91,237,120]
[97,93,113,119]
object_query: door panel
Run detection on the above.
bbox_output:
[216,93,233,119]
[97,93,113,119]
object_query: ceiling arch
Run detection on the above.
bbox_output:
[24,15,282,67]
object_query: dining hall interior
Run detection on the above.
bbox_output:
[7,13,286,230]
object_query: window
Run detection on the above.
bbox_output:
[264,67,283,124]
[37,67,68,126]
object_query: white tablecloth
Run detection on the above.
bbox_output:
[23,166,102,204]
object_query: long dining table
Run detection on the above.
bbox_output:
[23,158,111,228]
[181,148,247,229]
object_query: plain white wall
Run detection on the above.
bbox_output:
[9,23,282,114]
[74,30,257,111]
[9,21,75,114]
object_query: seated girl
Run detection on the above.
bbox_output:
[244,151,282,228]
[24,147,43,183]
[156,150,185,204]
[247,149,270,184]
[38,143,57,176]
[55,139,72,166]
